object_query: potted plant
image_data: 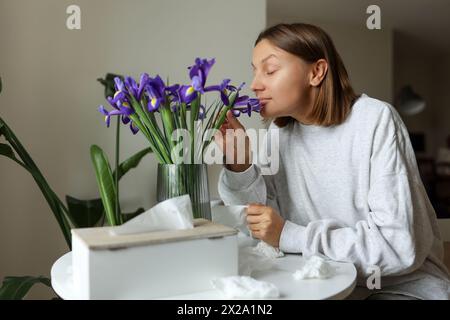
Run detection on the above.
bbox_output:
[0,75,149,299]
[97,58,260,219]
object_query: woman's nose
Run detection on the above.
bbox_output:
[250,76,264,92]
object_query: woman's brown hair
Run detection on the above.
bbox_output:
[255,23,358,127]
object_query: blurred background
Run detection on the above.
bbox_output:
[0,0,449,298]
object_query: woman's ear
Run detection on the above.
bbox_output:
[309,59,328,87]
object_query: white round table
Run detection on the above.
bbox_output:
[51,246,357,300]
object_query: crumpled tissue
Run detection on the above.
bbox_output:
[253,241,284,259]
[238,246,276,277]
[211,204,284,275]
[109,194,194,236]
[238,241,284,276]
[292,255,335,280]
[211,276,280,299]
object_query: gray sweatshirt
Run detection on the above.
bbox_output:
[218,94,450,299]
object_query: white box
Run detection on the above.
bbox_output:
[71,218,238,299]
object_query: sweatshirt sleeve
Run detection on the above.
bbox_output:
[279,105,436,277]
[217,123,280,212]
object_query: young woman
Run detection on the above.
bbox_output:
[216,23,450,300]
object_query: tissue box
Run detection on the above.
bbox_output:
[71,219,238,299]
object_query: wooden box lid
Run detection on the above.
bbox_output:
[71,218,238,250]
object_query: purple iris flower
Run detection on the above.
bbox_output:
[166,84,180,97]
[231,98,261,117]
[169,58,215,104]
[219,81,250,110]
[124,76,139,100]
[98,103,133,127]
[178,84,198,104]
[98,105,112,127]
[114,76,126,92]
[165,84,185,107]
[145,75,166,111]
[106,77,127,106]
[130,121,139,134]
[99,75,136,133]
[121,114,131,125]
[188,58,215,93]
[204,79,234,105]
[137,73,150,100]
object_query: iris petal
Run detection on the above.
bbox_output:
[122,115,130,125]
[191,75,203,92]
[114,77,125,92]
[130,122,139,134]
[220,91,230,106]
[98,105,108,115]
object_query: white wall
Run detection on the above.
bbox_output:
[0,0,266,298]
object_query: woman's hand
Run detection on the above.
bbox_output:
[213,110,252,172]
[246,203,285,247]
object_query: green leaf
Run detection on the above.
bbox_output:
[0,276,52,300]
[0,118,5,136]
[0,143,27,170]
[112,147,152,181]
[122,207,145,223]
[90,145,120,226]
[66,147,152,228]
[0,143,15,159]
[0,119,72,248]
[65,195,104,228]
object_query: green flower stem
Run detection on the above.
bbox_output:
[181,103,188,130]
[140,95,171,154]
[114,116,122,225]
[202,92,238,155]
[146,110,171,154]
[201,100,223,154]
[160,104,176,161]
[129,96,172,163]
[190,96,200,163]
[128,114,166,164]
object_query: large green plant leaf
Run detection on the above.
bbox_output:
[0,118,72,247]
[0,143,15,159]
[0,276,52,300]
[65,195,104,228]
[112,147,152,181]
[90,145,121,226]
[66,146,151,228]
[0,142,27,170]
[0,118,5,136]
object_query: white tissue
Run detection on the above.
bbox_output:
[211,276,279,299]
[238,246,275,276]
[109,194,194,236]
[253,241,284,259]
[292,255,335,280]
[211,205,249,236]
